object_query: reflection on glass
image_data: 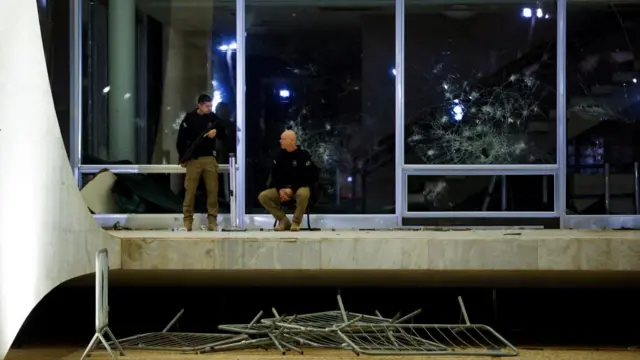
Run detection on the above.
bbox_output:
[407,175,554,212]
[566,3,640,215]
[37,0,71,153]
[244,1,396,214]
[405,1,557,165]
[81,173,231,214]
[82,0,236,165]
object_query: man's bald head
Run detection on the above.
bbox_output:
[282,130,296,142]
[280,130,298,152]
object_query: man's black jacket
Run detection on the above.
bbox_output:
[176,110,226,163]
[270,147,320,192]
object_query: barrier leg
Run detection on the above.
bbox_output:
[98,331,117,359]
[105,327,125,355]
[79,334,99,360]
[81,249,124,359]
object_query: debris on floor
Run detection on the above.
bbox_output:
[102,294,518,357]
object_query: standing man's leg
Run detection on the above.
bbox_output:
[258,188,290,231]
[183,159,203,231]
[291,187,310,231]
[201,156,219,230]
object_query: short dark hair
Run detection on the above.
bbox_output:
[197,94,212,104]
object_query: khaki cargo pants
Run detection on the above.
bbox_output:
[183,156,219,227]
[258,187,310,224]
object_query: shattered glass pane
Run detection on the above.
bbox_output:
[405,1,558,165]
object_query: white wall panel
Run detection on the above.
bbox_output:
[0,2,121,358]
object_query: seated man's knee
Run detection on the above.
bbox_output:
[258,191,267,204]
[258,190,271,205]
[297,187,311,201]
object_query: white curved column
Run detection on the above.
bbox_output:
[0,2,121,359]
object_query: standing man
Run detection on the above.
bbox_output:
[177,94,226,231]
[258,130,319,231]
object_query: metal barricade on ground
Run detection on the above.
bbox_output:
[103,293,518,357]
[80,249,125,360]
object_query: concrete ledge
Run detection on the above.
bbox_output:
[112,230,640,273]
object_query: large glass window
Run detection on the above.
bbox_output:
[37,0,71,155]
[82,0,237,165]
[566,2,640,215]
[404,1,558,165]
[244,1,396,214]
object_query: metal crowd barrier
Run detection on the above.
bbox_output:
[101,293,519,357]
[78,153,243,230]
[81,249,124,360]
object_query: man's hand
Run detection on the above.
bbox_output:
[279,188,293,202]
[204,129,217,138]
[180,163,187,168]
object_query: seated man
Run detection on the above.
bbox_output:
[258,130,319,231]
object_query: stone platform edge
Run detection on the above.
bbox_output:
[112,230,640,272]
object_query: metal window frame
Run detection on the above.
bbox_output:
[78,164,230,174]
[397,0,564,221]
[69,0,639,229]
[556,0,568,227]
[394,0,405,227]
[70,0,82,187]
[236,0,246,228]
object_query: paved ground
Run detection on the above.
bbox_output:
[6,347,640,360]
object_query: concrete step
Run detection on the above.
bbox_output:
[570,96,604,107]
[612,71,637,83]
[590,85,615,96]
